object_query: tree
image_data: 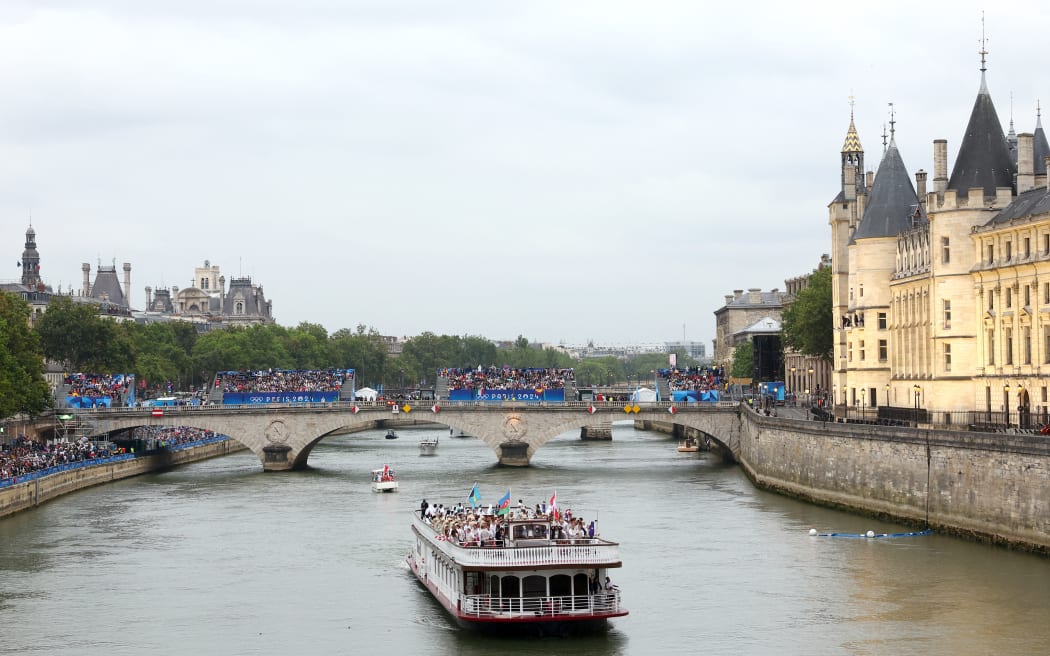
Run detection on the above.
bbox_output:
[731,341,754,379]
[781,265,833,361]
[35,296,133,371]
[0,292,51,418]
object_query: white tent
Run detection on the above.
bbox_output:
[630,387,657,402]
[354,387,378,401]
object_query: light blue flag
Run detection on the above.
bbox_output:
[468,482,481,508]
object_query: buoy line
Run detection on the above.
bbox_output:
[808,528,933,539]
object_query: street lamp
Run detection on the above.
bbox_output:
[913,385,921,425]
[808,367,815,403]
[885,384,890,408]
[790,366,796,398]
[1004,383,1011,428]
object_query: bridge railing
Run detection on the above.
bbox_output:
[69,398,740,418]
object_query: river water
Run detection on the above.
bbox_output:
[2,423,1049,656]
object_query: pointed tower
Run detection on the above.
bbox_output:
[845,122,923,408]
[829,101,868,404]
[946,50,1015,198]
[1033,102,1050,183]
[21,225,41,288]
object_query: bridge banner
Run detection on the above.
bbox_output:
[447,389,475,402]
[444,389,566,403]
[65,395,113,408]
[672,390,720,403]
[223,392,340,405]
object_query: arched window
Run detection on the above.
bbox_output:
[235,301,244,315]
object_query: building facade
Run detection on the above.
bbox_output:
[831,51,1050,424]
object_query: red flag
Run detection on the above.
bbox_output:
[549,490,558,521]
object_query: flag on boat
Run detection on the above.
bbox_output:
[549,490,559,521]
[497,490,511,515]
[468,482,481,508]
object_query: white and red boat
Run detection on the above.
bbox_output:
[406,507,627,636]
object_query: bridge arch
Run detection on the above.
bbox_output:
[83,403,744,471]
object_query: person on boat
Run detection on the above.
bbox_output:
[605,576,618,592]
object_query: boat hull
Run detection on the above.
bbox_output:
[419,442,438,456]
[372,481,399,493]
[406,553,621,636]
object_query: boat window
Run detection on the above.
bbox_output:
[499,575,520,598]
[522,575,547,598]
[513,523,549,539]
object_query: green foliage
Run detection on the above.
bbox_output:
[35,296,133,371]
[731,341,754,379]
[781,266,833,361]
[328,325,387,388]
[0,292,52,418]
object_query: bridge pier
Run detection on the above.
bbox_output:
[262,444,293,471]
[498,441,531,467]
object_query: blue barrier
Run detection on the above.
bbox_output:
[0,453,136,489]
[0,437,229,488]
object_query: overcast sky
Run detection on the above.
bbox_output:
[3,1,1048,349]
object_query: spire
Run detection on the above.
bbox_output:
[882,123,888,154]
[841,97,863,153]
[840,97,865,195]
[851,120,924,242]
[946,32,1015,196]
[1034,100,1050,176]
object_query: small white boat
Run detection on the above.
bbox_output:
[419,434,439,456]
[372,466,398,493]
[677,437,699,453]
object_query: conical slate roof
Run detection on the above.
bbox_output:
[1034,112,1050,176]
[947,73,1015,195]
[850,139,924,242]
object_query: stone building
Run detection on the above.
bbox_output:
[0,225,52,325]
[712,287,787,370]
[783,256,832,403]
[830,47,1050,423]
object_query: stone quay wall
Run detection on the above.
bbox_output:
[640,412,1050,554]
[0,439,243,519]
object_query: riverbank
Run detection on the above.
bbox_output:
[0,438,245,519]
[639,412,1050,555]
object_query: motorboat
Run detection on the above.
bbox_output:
[385,429,399,440]
[407,502,627,636]
[677,437,699,453]
[419,434,439,456]
[371,466,398,493]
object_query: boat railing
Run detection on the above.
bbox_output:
[458,592,623,619]
[414,517,620,566]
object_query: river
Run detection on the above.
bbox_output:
[2,423,1049,656]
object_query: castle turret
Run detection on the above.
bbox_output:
[946,52,1015,198]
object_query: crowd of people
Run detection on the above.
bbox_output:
[215,369,353,394]
[1,436,123,482]
[440,367,575,392]
[419,498,598,548]
[1,427,225,483]
[659,367,724,392]
[130,426,222,449]
[63,373,134,403]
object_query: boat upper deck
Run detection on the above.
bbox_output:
[412,511,621,570]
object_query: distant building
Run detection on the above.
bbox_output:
[712,288,787,369]
[0,225,53,325]
[144,260,274,327]
[783,256,831,402]
[665,340,706,360]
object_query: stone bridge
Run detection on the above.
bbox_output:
[79,401,744,471]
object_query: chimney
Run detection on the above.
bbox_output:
[145,286,153,309]
[725,295,735,305]
[82,263,91,296]
[865,170,874,189]
[915,169,928,200]
[747,288,762,304]
[933,139,948,194]
[123,262,132,308]
[1014,133,1035,193]
[844,164,856,201]
[733,289,743,300]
